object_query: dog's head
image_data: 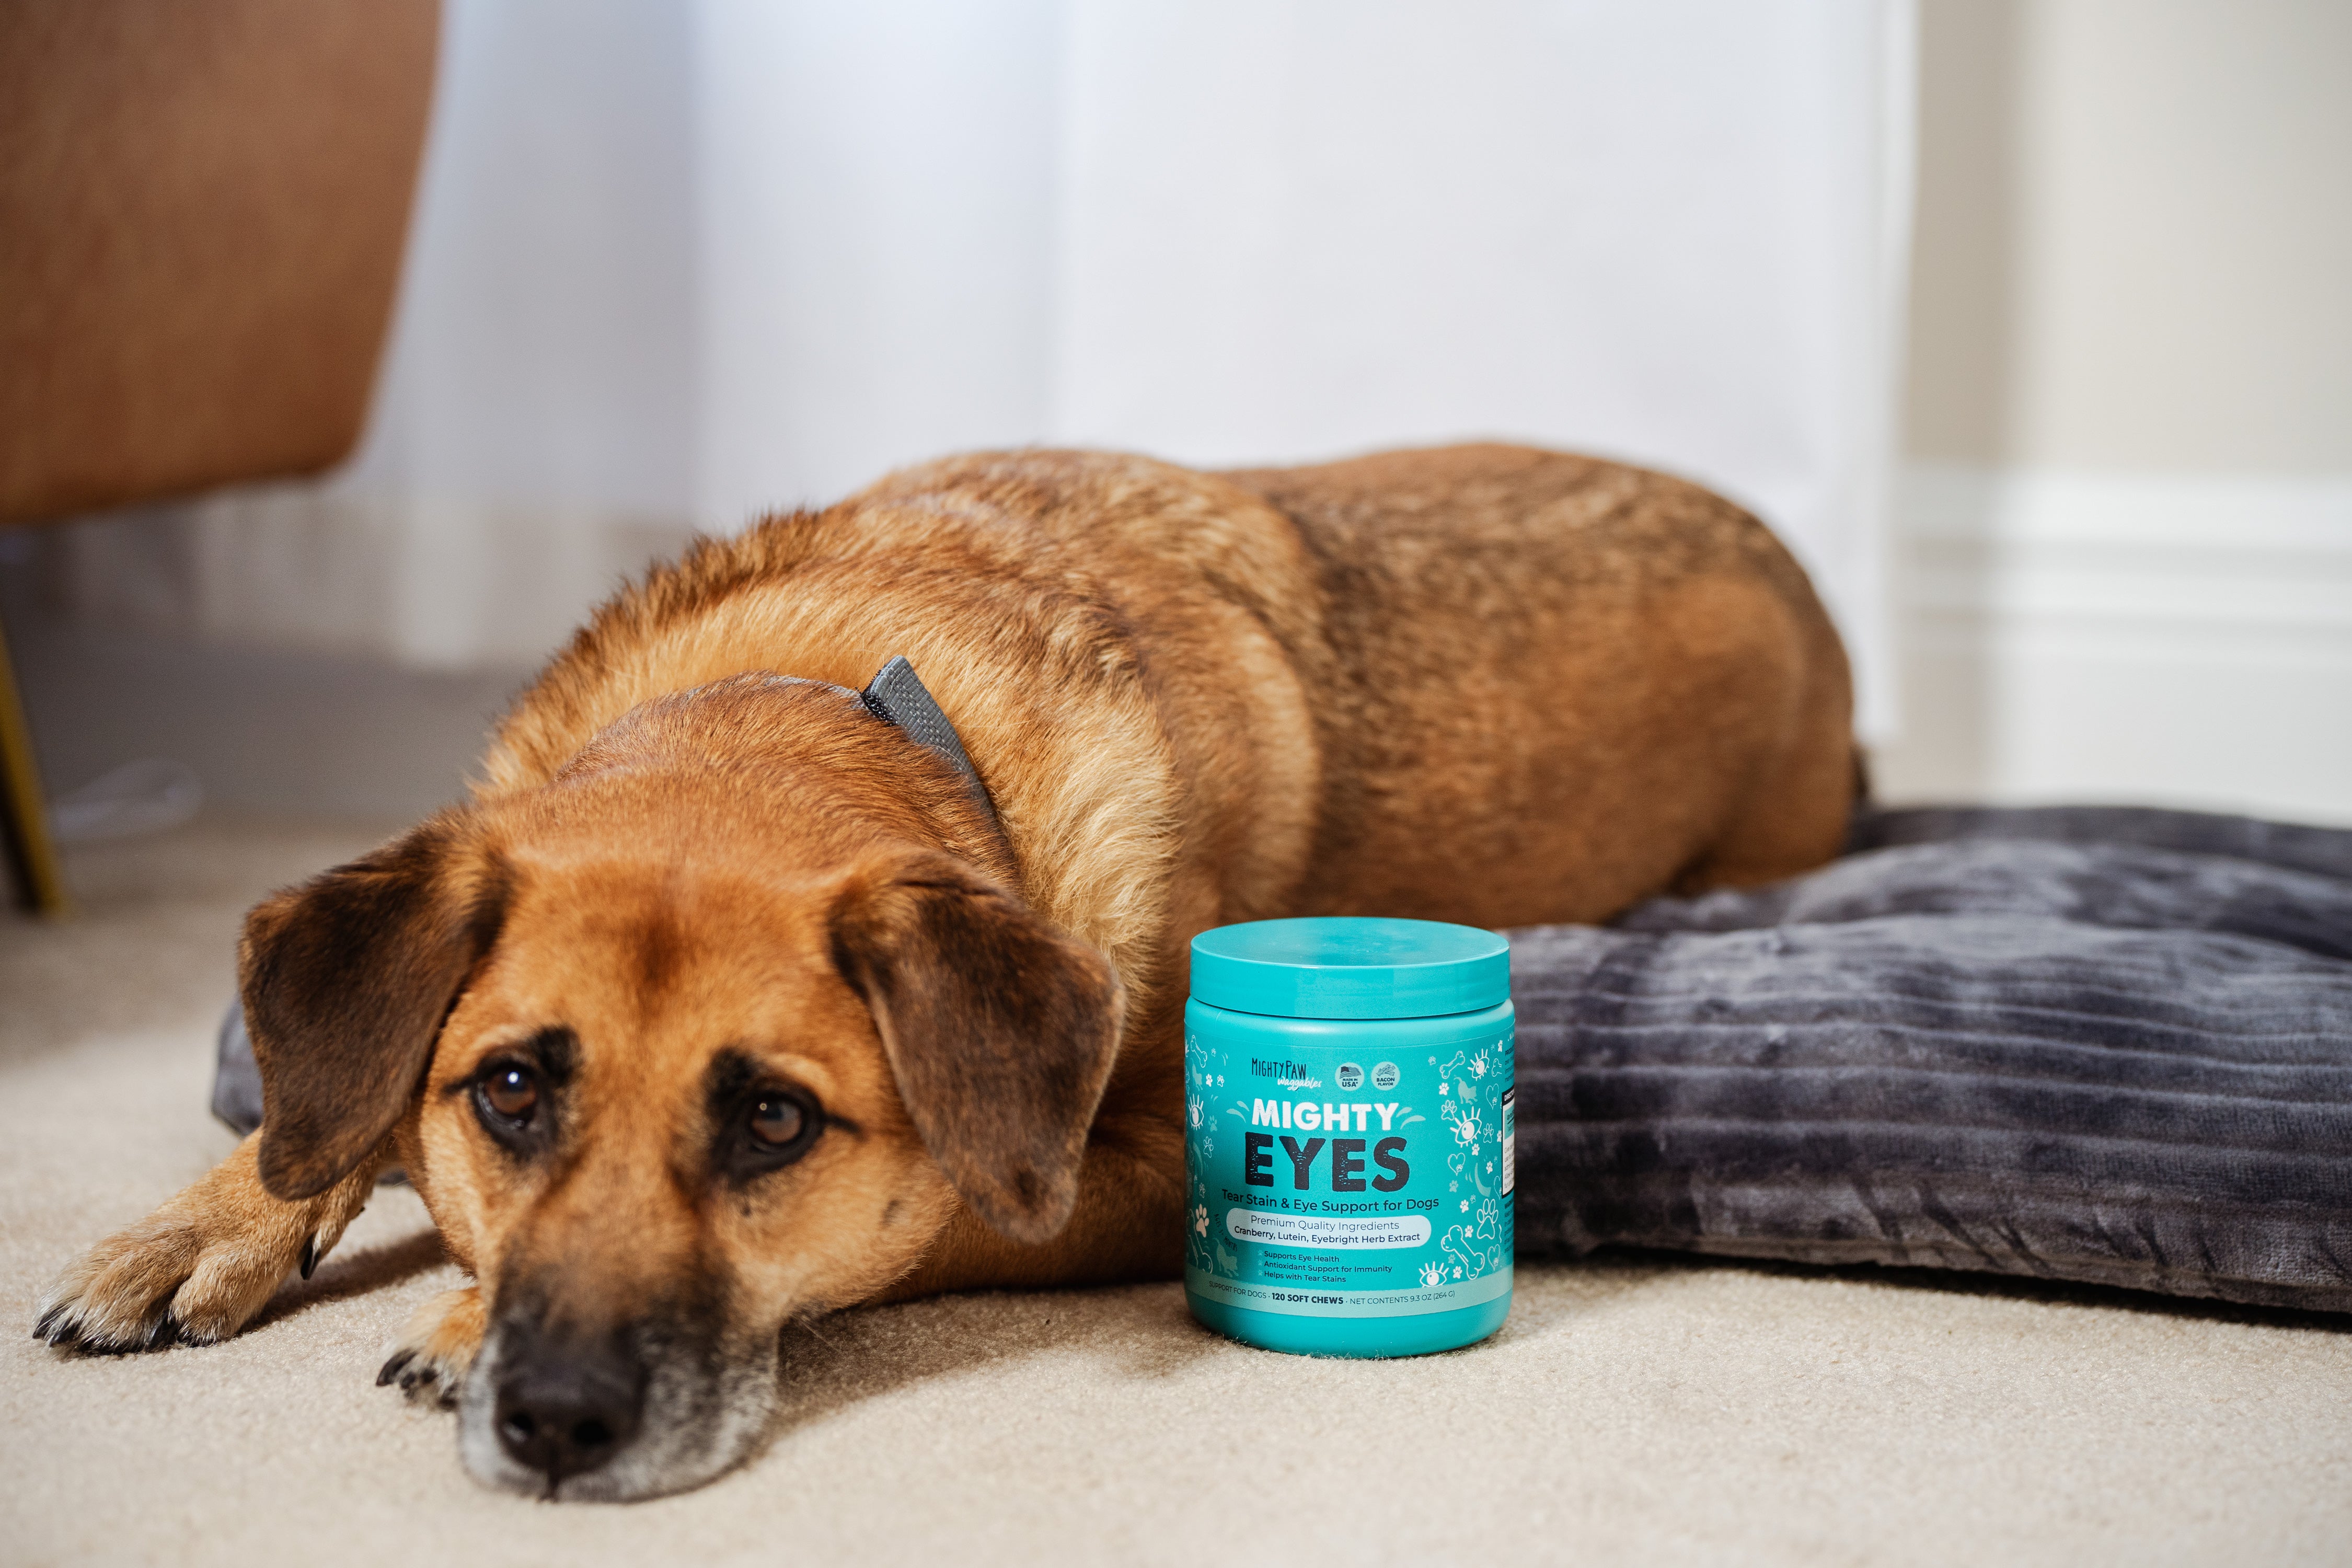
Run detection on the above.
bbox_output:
[237,676,1122,1500]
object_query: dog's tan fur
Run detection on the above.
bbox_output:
[38,445,1854,1498]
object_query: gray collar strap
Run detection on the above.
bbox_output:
[857,655,1002,837]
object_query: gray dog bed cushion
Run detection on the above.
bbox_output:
[1510,805,2352,1314]
[213,804,2352,1313]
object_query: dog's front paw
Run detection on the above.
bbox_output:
[35,1135,380,1353]
[377,1286,486,1411]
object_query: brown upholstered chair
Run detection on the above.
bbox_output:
[0,0,439,913]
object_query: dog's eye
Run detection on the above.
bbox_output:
[725,1088,823,1180]
[480,1065,540,1123]
[747,1095,805,1149]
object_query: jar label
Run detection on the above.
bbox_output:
[1183,1026,1514,1319]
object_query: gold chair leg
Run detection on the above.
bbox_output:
[0,607,70,917]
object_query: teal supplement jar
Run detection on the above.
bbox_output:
[1182,917,1515,1357]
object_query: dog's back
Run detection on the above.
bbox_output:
[1221,443,1855,924]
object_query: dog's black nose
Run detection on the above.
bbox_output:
[492,1319,648,1486]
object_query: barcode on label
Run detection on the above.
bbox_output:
[1501,1088,1515,1196]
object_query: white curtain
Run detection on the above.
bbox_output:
[64,0,1914,735]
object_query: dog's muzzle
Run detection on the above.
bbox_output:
[490,1316,650,1490]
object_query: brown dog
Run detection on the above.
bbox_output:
[36,444,1854,1498]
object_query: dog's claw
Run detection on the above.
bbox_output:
[299,1239,318,1281]
[65,1317,166,1356]
[376,1285,482,1411]
[32,1292,200,1355]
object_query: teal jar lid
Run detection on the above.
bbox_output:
[1189,916,1509,1020]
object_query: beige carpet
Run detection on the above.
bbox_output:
[5,817,2350,1567]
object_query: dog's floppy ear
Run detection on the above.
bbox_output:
[238,811,508,1201]
[829,850,1122,1244]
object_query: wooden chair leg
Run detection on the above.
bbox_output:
[0,607,69,917]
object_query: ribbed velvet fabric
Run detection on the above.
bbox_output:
[1510,806,2352,1312]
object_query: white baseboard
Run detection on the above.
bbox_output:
[1875,464,2352,827]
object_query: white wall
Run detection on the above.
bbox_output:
[693,0,1063,524]
[1881,0,2352,823]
